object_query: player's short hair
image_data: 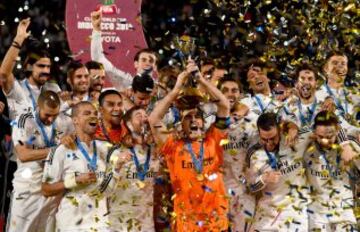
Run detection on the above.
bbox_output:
[313,111,339,128]
[295,63,318,82]
[325,50,347,62]
[71,101,94,118]
[133,48,158,65]
[217,75,241,90]
[24,49,51,66]
[37,90,60,109]
[23,49,51,77]
[123,106,144,123]
[67,61,86,81]
[132,74,154,94]
[98,89,122,106]
[257,112,279,131]
[85,60,104,71]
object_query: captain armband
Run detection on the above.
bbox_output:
[214,116,231,130]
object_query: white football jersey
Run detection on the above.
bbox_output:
[304,140,360,224]
[280,96,321,134]
[11,112,73,193]
[223,117,257,193]
[223,117,257,231]
[316,84,358,116]
[240,93,283,115]
[108,144,160,232]
[247,134,311,230]
[4,79,61,120]
[42,140,120,231]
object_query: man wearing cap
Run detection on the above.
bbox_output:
[149,60,230,232]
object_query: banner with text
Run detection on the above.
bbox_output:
[65,0,147,85]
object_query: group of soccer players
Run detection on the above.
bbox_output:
[1,12,360,232]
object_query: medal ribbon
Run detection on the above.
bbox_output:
[254,94,274,113]
[265,150,279,170]
[324,84,348,115]
[23,79,37,110]
[186,141,204,174]
[35,112,56,147]
[130,146,151,181]
[297,98,317,126]
[76,138,98,172]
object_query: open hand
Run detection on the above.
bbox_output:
[15,18,31,43]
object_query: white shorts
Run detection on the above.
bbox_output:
[6,190,45,232]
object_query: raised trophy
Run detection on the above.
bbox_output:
[173,35,205,110]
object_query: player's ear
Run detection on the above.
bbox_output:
[72,117,79,126]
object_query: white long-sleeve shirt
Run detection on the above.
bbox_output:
[316,84,359,118]
[12,112,73,194]
[4,79,61,120]
[91,30,133,91]
[247,134,311,227]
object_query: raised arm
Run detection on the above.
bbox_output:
[90,11,133,91]
[148,70,188,146]
[187,60,230,118]
[0,18,31,94]
[198,75,230,118]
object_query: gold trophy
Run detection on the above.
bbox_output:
[173,35,204,110]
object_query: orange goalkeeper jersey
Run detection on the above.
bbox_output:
[160,126,229,232]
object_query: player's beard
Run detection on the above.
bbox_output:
[33,72,50,86]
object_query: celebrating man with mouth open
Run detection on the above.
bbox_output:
[149,60,230,232]
[280,64,320,134]
[41,101,130,232]
[317,52,360,123]
[240,60,283,118]
[95,89,128,145]
[281,63,360,137]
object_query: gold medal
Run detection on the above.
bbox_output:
[354,206,360,219]
[344,113,352,121]
[196,173,204,181]
[136,180,146,189]
[321,169,329,176]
